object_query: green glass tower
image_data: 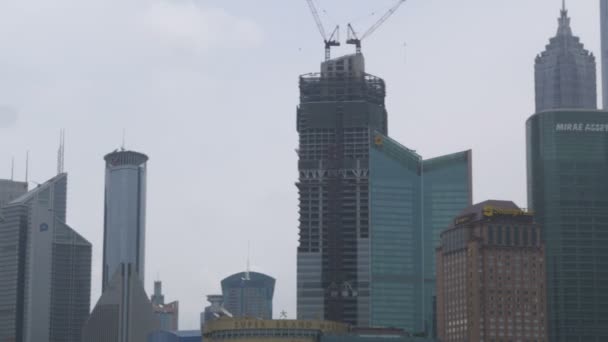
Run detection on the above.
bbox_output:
[527,110,608,341]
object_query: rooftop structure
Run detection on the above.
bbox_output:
[535,4,597,112]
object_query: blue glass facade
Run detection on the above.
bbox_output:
[421,152,472,335]
[368,133,472,333]
[369,134,422,331]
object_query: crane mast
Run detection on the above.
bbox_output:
[305,0,340,61]
[347,0,407,54]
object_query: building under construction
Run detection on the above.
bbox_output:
[296,53,473,334]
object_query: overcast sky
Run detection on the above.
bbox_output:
[0,0,603,329]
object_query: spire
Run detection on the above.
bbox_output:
[557,1,572,36]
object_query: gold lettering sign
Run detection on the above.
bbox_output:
[483,206,533,217]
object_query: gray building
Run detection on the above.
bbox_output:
[83,149,157,342]
[202,295,232,326]
[221,271,275,320]
[535,4,597,112]
[296,54,472,333]
[102,149,148,291]
[602,0,608,108]
[151,281,179,331]
[0,173,92,342]
[83,263,159,342]
[0,179,27,209]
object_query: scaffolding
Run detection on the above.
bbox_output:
[299,72,386,106]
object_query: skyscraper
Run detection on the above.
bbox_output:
[601,0,608,108]
[151,281,179,331]
[535,4,597,112]
[436,201,547,342]
[0,179,27,209]
[528,5,608,340]
[0,173,92,342]
[102,150,148,290]
[83,149,157,342]
[527,110,608,342]
[221,271,275,319]
[296,54,472,332]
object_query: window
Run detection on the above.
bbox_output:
[523,228,529,246]
[489,226,494,244]
[506,227,512,246]
[514,227,520,246]
[497,226,503,245]
[531,228,537,246]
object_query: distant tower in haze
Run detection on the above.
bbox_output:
[151,281,179,331]
[102,150,148,290]
[535,4,597,112]
[221,271,275,319]
[601,0,608,108]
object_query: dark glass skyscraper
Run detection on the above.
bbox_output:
[535,5,597,112]
[221,271,275,320]
[296,54,472,332]
[527,110,608,342]
[528,5,608,341]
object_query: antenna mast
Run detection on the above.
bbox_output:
[57,129,65,175]
[25,151,29,184]
[11,157,14,180]
[305,0,341,61]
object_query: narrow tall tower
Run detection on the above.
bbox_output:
[102,150,148,290]
[601,0,608,108]
[535,4,597,112]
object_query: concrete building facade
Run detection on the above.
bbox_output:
[436,201,547,342]
[83,263,159,342]
[102,150,148,290]
[296,54,472,333]
[535,5,597,112]
[0,174,92,342]
[221,272,275,320]
[0,179,27,209]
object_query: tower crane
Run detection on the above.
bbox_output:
[347,0,407,54]
[305,0,340,61]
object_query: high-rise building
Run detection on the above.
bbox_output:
[0,179,27,209]
[528,4,608,340]
[602,0,608,108]
[83,149,157,342]
[151,281,179,331]
[436,200,547,342]
[102,149,148,291]
[0,173,92,342]
[535,4,597,112]
[296,54,472,332]
[527,110,608,342]
[221,271,275,319]
[82,263,159,342]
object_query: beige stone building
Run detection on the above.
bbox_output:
[436,200,547,342]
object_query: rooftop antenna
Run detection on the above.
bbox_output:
[57,129,65,175]
[562,0,566,11]
[25,151,29,184]
[11,156,14,180]
[245,241,251,281]
[347,0,407,54]
[121,129,126,151]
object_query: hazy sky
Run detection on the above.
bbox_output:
[0,0,603,329]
